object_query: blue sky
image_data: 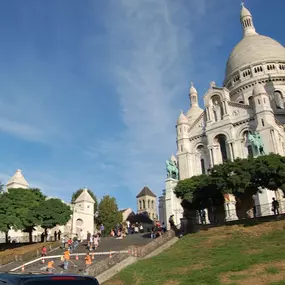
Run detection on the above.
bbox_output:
[0,0,284,210]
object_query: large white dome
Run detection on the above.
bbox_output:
[225,34,285,80]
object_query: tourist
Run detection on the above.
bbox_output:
[139,224,144,233]
[73,234,79,250]
[169,215,175,229]
[61,236,65,249]
[41,246,47,257]
[272,198,280,215]
[63,249,70,270]
[67,237,73,252]
[100,224,105,237]
[161,222,167,233]
[54,231,57,241]
[87,231,91,243]
[150,227,155,239]
[47,260,55,273]
[134,223,139,234]
[94,235,99,249]
[58,230,61,240]
[84,253,92,270]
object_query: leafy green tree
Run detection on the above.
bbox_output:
[0,182,4,193]
[0,192,23,243]
[98,195,122,234]
[71,188,98,212]
[17,188,46,242]
[175,154,285,217]
[0,188,46,242]
[250,154,285,192]
[37,198,72,235]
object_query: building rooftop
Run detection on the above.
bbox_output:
[136,186,157,198]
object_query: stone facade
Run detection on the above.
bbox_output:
[159,4,285,225]
[136,186,157,220]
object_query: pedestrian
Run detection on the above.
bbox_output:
[58,230,61,240]
[41,246,47,257]
[85,253,92,271]
[272,197,280,215]
[47,260,55,273]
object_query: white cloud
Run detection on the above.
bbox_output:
[0,117,45,142]
[84,0,235,199]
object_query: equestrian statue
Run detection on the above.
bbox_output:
[165,158,179,180]
[248,131,266,156]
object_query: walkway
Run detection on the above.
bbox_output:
[0,233,151,274]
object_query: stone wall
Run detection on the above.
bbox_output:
[86,230,176,277]
[128,230,175,258]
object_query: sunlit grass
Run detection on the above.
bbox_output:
[104,220,285,285]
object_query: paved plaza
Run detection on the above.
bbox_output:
[0,233,151,274]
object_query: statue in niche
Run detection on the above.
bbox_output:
[248,131,266,156]
[212,100,222,121]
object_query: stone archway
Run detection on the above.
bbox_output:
[242,130,253,158]
[76,218,83,235]
[214,134,229,163]
[211,95,224,122]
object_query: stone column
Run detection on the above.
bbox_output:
[224,194,238,221]
[204,208,210,224]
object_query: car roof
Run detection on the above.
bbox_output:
[0,273,98,281]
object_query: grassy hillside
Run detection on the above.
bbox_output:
[105,220,285,285]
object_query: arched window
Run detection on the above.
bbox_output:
[242,131,253,158]
[248,96,254,107]
[151,200,154,209]
[211,95,224,122]
[148,200,150,209]
[196,145,206,174]
[139,200,142,210]
[200,159,206,174]
[215,134,228,162]
[76,218,83,227]
[274,91,284,109]
[143,200,145,209]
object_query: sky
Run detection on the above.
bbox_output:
[0,0,284,210]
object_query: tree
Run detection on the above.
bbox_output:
[98,195,122,234]
[0,192,23,243]
[37,198,72,235]
[250,154,285,192]
[175,154,285,216]
[0,182,4,193]
[0,188,46,242]
[71,188,98,213]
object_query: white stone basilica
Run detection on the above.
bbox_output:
[159,4,285,227]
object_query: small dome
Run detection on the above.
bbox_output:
[190,85,197,94]
[240,5,251,18]
[225,35,285,82]
[186,106,203,126]
[253,83,266,96]
[177,111,188,125]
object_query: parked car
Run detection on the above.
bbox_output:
[0,273,99,285]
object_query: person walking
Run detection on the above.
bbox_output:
[272,197,280,215]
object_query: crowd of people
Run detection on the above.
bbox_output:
[39,217,179,273]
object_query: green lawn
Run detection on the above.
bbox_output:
[104,220,285,285]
